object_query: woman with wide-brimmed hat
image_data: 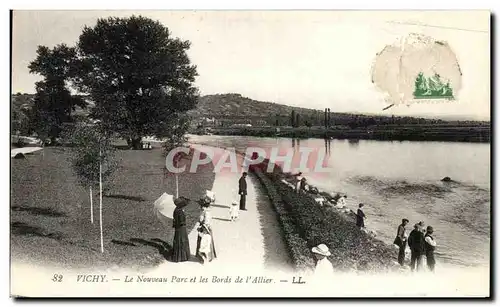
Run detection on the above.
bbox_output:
[171,197,191,262]
[311,243,334,278]
[195,196,217,263]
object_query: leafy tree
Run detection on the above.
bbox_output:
[63,122,118,252]
[162,113,190,155]
[74,16,199,149]
[28,44,86,145]
[291,110,296,127]
[11,102,30,136]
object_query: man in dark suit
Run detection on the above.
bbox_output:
[238,172,248,210]
[408,221,426,272]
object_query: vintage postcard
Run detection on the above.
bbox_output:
[10,10,491,298]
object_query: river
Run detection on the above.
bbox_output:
[187,134,490,269]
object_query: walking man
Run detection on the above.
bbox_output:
[394,218,409,266]
[408,221,426,272]
[424,226,437,272]
[238,172,248,211]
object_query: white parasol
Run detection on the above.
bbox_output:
[153,192,176,225]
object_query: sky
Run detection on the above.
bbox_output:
[11,10,490,120]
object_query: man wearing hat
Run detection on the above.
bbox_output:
[238,172,248,210]
[171,197,190,262]
[424,226,437,272]
[311,244,334,277]
[407,221,426,272]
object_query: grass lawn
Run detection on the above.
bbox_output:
[11,146,215,271]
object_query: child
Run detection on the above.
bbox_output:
[229,199,239,221]
[198,224,212,265]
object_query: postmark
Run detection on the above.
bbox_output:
[371,33,462,108]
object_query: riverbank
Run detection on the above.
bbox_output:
[252,162,401,273]
[190,140,402,273]
[205,124,490,143]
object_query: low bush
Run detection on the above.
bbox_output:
[251,158,398,273]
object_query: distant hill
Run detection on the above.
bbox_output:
[11,92,489,126]
[187,93,317,119]
[188,94,489,126]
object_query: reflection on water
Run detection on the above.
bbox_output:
[291,138,301,150]
[324,138,332,154]
[188,135,490,268]
[347,139,360,148]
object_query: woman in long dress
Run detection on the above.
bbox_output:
[195,196,217,263]
[171,197,190,262]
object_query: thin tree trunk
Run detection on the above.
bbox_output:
[99,149,104,253]
[131,137,142,150]
[90,186,94,224]
[175,173,179,198]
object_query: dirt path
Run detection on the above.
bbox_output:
[150,145,293,275]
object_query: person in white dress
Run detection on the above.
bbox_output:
[198,224,213,265]
[229,199,239,221]
[311,244,335,279]
[336,195,347,209]
[195,197,217,263]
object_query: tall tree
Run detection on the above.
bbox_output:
[64,122,118,251]
[324,108,328,128]
[28,45,86,144]
[74,16,199,149]
[291,110,296,127]
[162,113,190,155]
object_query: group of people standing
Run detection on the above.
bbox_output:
[395,219,437,272]
[170,196,217,264]
[170,172,249,264]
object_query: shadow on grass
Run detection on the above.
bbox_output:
[105,194,146,202]
[126,238,200,264]
[213,217,232,222]
[111,239,137,247]
[129,238,171,259]
[11,221,63,241]
[11,206,66,217]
